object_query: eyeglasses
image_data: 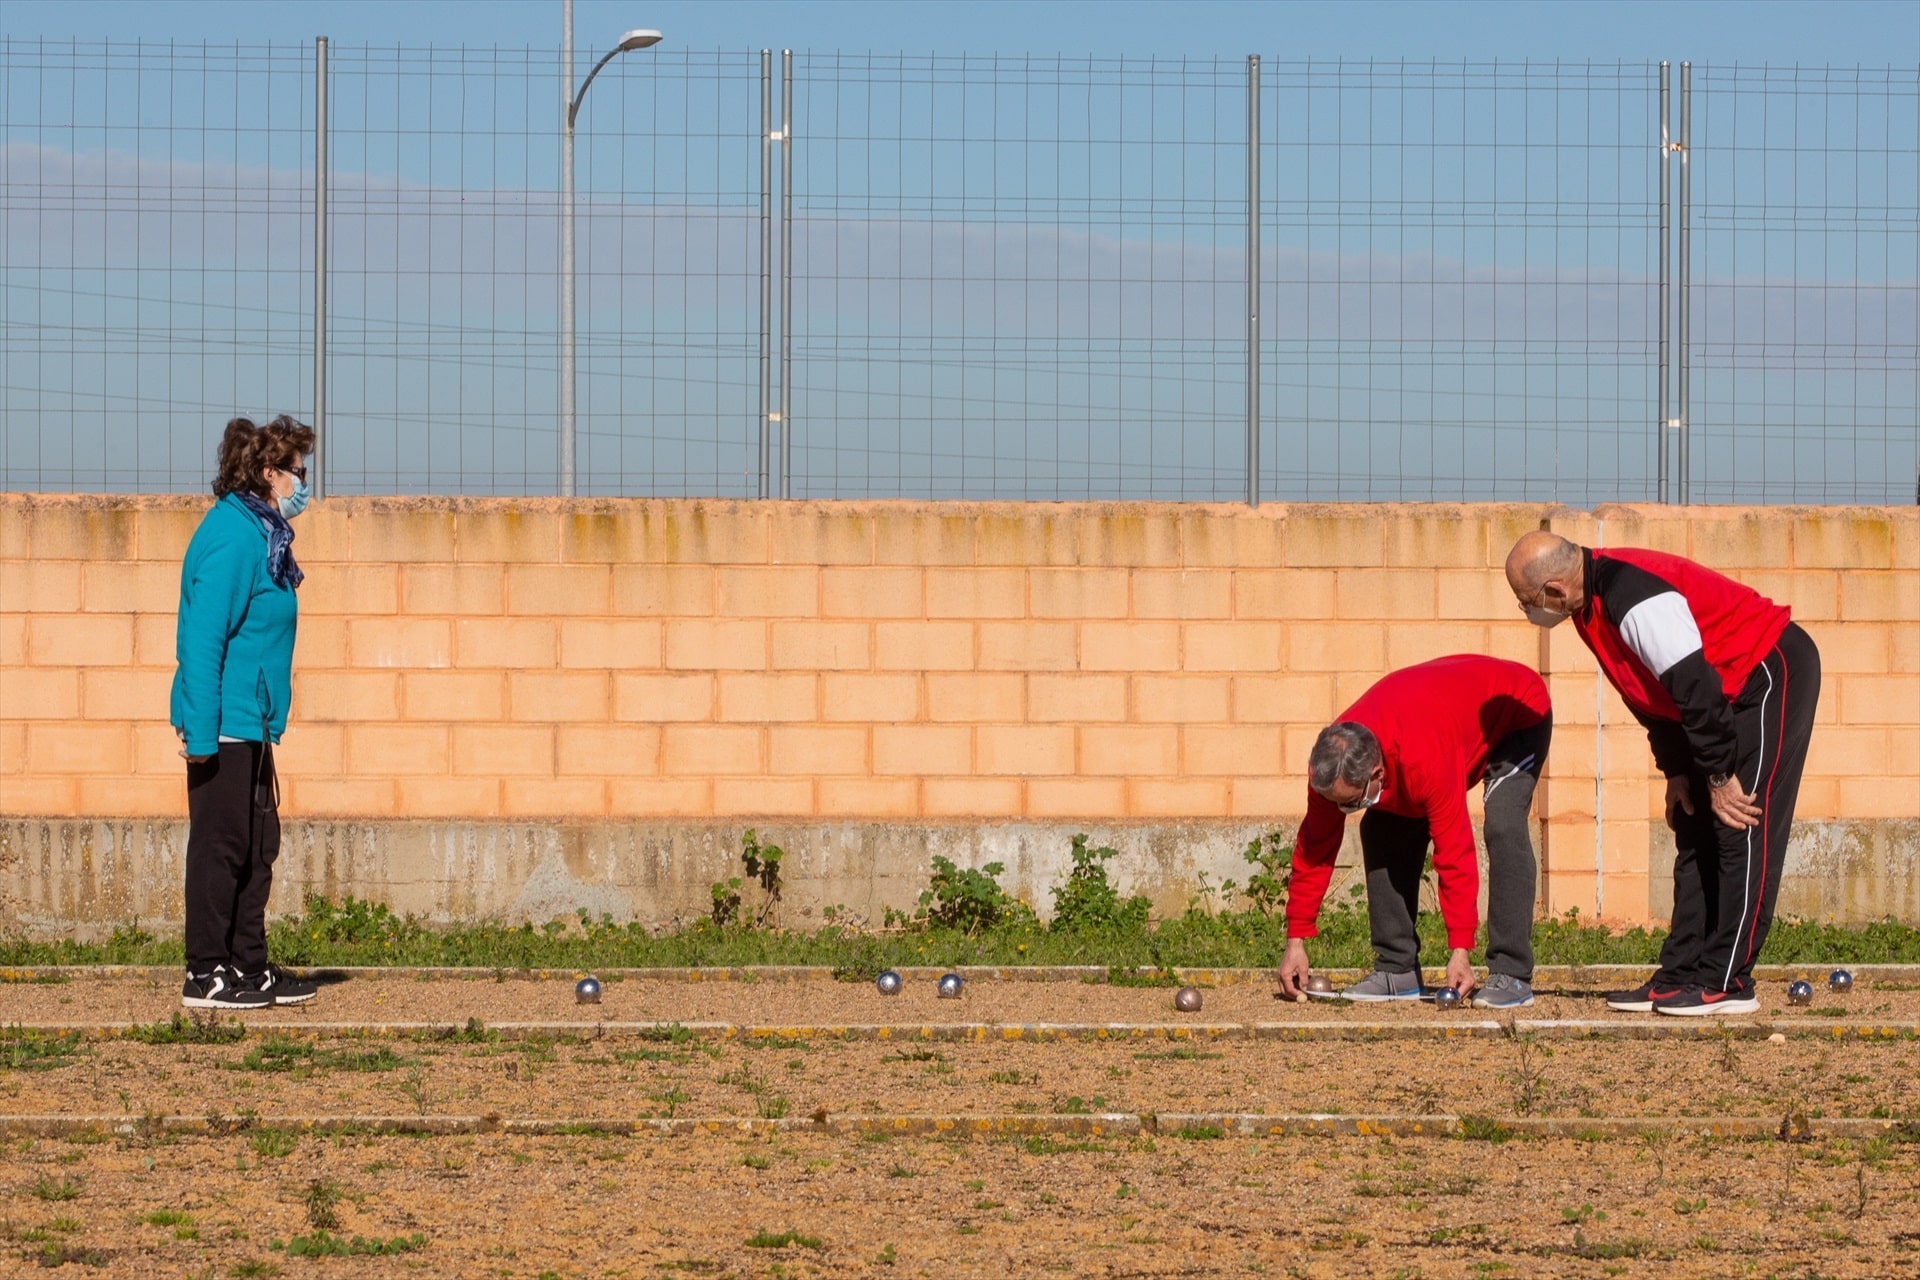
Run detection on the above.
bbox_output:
[277,464,308,482]
[1334,777,1383,815]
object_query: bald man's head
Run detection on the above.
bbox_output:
[1504,530,1587,615]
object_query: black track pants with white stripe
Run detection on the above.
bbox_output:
[1653,622,1820,995]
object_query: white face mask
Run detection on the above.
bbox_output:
[1523,604,1568,629]
[1335,776,1384,815]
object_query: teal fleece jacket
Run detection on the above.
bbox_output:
[169,493,300,754]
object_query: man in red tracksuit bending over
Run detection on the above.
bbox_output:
[1274,655,1553,1009]
[1504,531,1821,1017]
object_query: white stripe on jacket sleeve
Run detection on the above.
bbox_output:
[1616,591,1704,676]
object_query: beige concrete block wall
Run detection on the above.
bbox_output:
[2,493,1915,928]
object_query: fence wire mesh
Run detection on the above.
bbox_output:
[2,39,315,492]
[320,45,764,496]
[1261,60,1666,504]
[1,40,1915,503]
[787,53,1249,501]
[1689,63,1919,504]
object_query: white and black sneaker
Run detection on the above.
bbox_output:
[182,966,274,1010]
[238,964,318,1006]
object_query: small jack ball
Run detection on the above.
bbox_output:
[574,976,602,1005]
[875,970,903,996]
[1305,974,1336,994]
[937,973,964,999]
[1828,969,1854,994]
[1433,986,1462,1010]
[1174,986,1204,1013]
[1786,980,1814,1006]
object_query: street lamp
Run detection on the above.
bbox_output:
[560,3,663,496]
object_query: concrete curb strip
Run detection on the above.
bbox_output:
[6,963,1919,983]
[9,1018,1917,1041]
[1,1112,1912,1142]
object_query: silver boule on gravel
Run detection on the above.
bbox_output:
[574,976,602,1005]
[1433,986,1462,1011]
[1786,979,1814,1006]
[875,969,903,996]
[1828,968,1853,994]
[937,972,964,999]
[1305,974,1336,994]
[1173,986,1204,1013]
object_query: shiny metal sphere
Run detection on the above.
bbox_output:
[1433,986,1462,1011]
[937,972,964,999]
[1786,979,1814,1006]
[875,970,903,996]
[1173,986,1204,1013]
[1304,974,1336,994]
[574,976,602,1005]
[1828,969,1854,994]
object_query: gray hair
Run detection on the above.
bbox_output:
[1308,722,1382,793]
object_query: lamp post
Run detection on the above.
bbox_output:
[560,4,662,496]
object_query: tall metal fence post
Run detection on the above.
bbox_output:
[779,49,793,499]
[759,50,772,499]
[1245,55,1261,509]
[558,0,577,497]
[1677,61,1692,503]
[1657,61,1669,505]
[313,36,328,500]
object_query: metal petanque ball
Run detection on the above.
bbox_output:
[937,973,965,999]
[1828,969,1854,995]
[1305,974,1336,995]
[1174,986,1204,1013]
[1433,986,1462,1011]
[875,970,903,996]
[574,976,602,1005]
[1786,979,1814,1007]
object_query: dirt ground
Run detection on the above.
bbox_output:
[3,972,1918,1278]
[4,1127,1918,1279]
[1,1025,1917,1123]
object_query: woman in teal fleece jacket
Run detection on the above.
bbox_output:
[170,416,319,1010]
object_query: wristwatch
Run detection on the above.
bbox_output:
[1707,773,1733,789]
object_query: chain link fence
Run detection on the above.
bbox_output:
[3,40,1914,503]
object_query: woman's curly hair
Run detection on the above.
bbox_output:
[212,415,316,499]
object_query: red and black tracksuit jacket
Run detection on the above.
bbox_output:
[1285,655,1552,951]
[1572,547,1820,993]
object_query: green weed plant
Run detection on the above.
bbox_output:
[3,831,1916,971]
[0,1027,85,1071]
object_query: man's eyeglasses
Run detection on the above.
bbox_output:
[1332,777,1383,815]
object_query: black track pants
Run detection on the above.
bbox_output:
[183,740,280,975]
[1654,623,1821,995]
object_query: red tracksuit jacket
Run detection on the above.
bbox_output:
[1572,547,1790,779]
[1285,655,1551,950]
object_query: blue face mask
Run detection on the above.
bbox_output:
[278,474,310,519]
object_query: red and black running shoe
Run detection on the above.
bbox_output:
[1603,978,1688,1013]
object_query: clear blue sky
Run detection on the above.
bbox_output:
[12,0,1919,63]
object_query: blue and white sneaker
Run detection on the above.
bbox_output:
[1471,973,1536,1009]
[1341,969,1426,1002]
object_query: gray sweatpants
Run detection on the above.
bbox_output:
[1359,716,1551,980]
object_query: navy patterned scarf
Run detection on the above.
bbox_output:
[237,491,305,590]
